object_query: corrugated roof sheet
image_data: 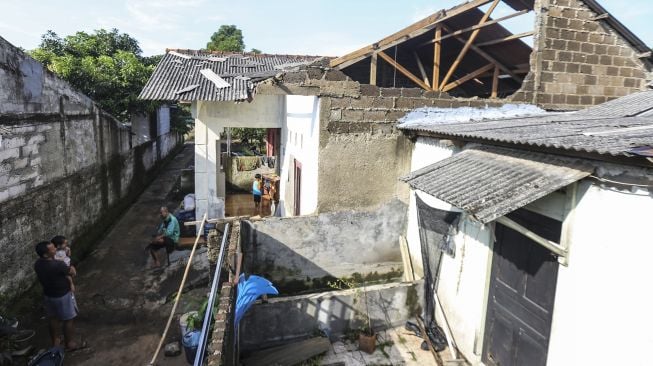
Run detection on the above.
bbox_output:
[139,50,322,101]
[401,145,593,223]
[399,91,653,158]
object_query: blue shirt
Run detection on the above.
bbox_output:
[158,214,180,243]
[252,180,262,196]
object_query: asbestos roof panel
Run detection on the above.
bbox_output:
[139,50,322,101]
[399,91,653,157]
[401,145,593,223]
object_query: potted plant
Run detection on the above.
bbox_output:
[328,277,376,354]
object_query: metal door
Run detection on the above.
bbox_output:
[482,209,561,366]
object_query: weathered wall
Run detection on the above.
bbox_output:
[0,36,182,307]
[511,0,652,110]
[240,281,422,351]
[240,199,408,293]
[224,156,275,192]
[319,85,505,212]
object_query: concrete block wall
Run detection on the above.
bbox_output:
[510,0,652,110]
[319,85,505,212]
[0,36,182,307]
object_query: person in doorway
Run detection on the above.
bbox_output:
[252,173,262,213]
[147,206,180,267]
[34,241,86,351]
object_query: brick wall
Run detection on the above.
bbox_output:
[511,0,652,110]
[0,36,182,307]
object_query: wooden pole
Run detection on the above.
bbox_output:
[149,213,208,365]
[440,0,500,90]
[432,26,442,90]
[491,64,500,98]
[377,50,431,90]
[413,51,431,88]
[442,63,495,92]
[370,52,378,85]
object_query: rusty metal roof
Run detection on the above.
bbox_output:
[138,50,322,102]
[399,91,653,158]
[401,145,593,223]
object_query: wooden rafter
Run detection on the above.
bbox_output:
[432,26,442,90]
[491,64,500,98]
[440,0,501,90]
[370,52,378,85]
[475,31,535,47]
[440,24,523,84]
[377,50,430,90]
[413,51,431,88]
[419,10,529,47]
[330,0,493,69]
[442,63,495,92]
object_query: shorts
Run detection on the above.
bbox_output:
[253,194,261,203]
[44,292,78,321]
[148,236,176,253]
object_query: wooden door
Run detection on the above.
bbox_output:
[293,159,302,216]
[483,209,561,366]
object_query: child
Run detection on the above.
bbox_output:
[51,235,75,293]
[252,174,262,212]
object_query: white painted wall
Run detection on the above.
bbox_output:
[157,105,170,136]
[406,136,653,366]
[130,113,150,146]
[192,96,284,220]
[279,95,320,216]
[546,182,653,366]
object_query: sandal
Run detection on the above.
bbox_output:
[65,339,89,353]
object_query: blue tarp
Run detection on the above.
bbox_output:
[235,274,278,324]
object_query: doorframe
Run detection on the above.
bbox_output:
[293,159,302,216]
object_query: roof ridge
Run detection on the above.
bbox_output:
[165,48,327,59]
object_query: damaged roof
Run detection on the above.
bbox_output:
[399,90,653,159]
[401,145,593,223]
[138,50,323,102]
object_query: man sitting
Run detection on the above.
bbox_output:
[147,206,180,267]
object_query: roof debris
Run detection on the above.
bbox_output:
[200,69,231,89]
[398,104,547,128]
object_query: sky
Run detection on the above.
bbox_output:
[1,0,651,57]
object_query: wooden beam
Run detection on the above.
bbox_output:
[377,50,431,90]
[475,31,535,47]
[419,10,529,47]
[442,63,495,92]
[432,26,442,90]
[370,52,378,85]
[413,51,430,88]
[330,0,493,68]
[440,24,523,84]
[440,0,500,90]
[491,64,500,98]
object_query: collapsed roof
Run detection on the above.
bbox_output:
[331,0,652,98]
[138,50,323,102]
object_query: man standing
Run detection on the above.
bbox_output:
[34,240,82,350]
[252,173,262,213]
[148,206,180,267]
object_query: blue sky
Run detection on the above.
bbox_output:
[1,0,651,57]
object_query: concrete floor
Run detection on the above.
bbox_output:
[319,327,438,366]
[16,143,212,366]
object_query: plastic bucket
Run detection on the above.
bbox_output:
[182,330,200,364]
[179,311,198,339]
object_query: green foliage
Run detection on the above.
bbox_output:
[30,29,160,122]
[170,104,193,135]
[231,127,266,152]
[250,48,262,54]
[206,25,245,52]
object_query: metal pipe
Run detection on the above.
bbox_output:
[194,222,231,366]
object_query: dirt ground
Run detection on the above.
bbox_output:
[13,143,213,366]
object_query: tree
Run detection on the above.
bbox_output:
[206,25,245,52]
[250,48,262,54]
[30,29,159,122]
